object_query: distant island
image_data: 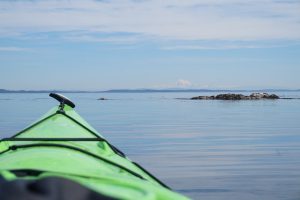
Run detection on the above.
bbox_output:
[189,93,300,100]
[191,93,280,100]
[1,88,299,93]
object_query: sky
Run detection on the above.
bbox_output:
[0,0,300,90]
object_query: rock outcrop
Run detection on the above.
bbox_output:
[249,93,279,99]
[191,93,279,100]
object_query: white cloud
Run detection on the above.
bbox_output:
[177,79,192,87]
[0,0,299,42]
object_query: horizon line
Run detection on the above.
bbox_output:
[1,88,299,93]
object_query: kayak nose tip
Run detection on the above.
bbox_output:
[49,93,76,109]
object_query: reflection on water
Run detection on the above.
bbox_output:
[0,92,300,200]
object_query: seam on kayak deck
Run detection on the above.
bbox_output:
[60,112,101,138]
[0,138,170,189]
[8,169,134,181]
[60,112,126,158]
[60,113,171,189]
[10,113,57,138]
[131,162,170,189]
[1,143,145,181]
[5,110,126,158]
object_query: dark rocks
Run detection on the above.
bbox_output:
[249,93,279,99]
[215,94,246,100]
[191,96,215,100]
[191,93,280,100]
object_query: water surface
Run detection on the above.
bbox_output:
[0,92,300,200]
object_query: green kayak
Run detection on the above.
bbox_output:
[0,93,189,200]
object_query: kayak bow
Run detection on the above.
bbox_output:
[0,93,189,200]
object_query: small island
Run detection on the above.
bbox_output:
[191,93,280,100]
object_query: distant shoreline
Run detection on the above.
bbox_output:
[0,89,299,94]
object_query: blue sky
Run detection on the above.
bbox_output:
[0,0,300,90]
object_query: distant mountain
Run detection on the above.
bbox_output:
[0,89,9,93]
[0,89,90,93]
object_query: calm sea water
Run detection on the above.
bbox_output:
[0,92,300,200]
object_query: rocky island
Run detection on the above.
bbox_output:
[191,93,280,100]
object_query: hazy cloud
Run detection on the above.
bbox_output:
[0,47,29,52]
[0,0,299,43]
[64,34,144,44]
[162,44,261,50]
